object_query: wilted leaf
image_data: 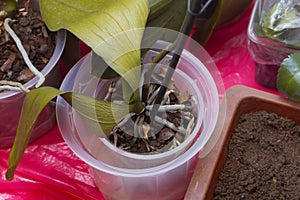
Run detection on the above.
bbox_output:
[6,86,132,180]
[277,53,300,102]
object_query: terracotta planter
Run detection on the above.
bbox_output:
[184,85,300,200]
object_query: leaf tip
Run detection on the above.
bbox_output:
[5,168,16,181]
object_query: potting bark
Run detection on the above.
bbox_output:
[0,4,55,87]
[214,110,300,199]
[108,80,196,154]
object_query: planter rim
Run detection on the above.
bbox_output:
[185,85,300,199]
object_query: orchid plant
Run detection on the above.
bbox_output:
[4,0,222,180]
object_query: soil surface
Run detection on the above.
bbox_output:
[0,2,55,87]
[214,111,300,200]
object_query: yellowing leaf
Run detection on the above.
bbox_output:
[40,0,149,86]
[6,87,64,181]
[61,92,129,135]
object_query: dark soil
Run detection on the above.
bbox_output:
[214,111,300,200]
[0,2,55,87]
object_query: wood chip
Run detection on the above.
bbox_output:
[41,26,48,38]
[41,57,49,63]
[1,53,16,72]
[158,128,175,141]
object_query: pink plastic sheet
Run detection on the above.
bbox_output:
[0,3,279,199]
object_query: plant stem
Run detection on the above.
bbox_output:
[149,0,214,122]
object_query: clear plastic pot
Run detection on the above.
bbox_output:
[0,0,66,148]
[57,46,219,200]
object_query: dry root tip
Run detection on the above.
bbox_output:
[0,80,30,93]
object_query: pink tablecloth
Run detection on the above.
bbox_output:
[0,4,278,200]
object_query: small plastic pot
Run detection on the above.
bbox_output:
[0,0,66,148]
[247,0,300,90]
[57,45,219,200]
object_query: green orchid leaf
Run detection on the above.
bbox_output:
[6,86,132,180]
[6,87,65,181]
[61,92,130,136]
[91,0,185,79]
[40,0,149,86]
[191,0,222,46]
[277,54,300,102]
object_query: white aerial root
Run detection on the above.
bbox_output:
[154,115,186,134]
[0,80,30,93]
[0,85,21,92]
[4,18,45,88]
[146,104,185,112]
